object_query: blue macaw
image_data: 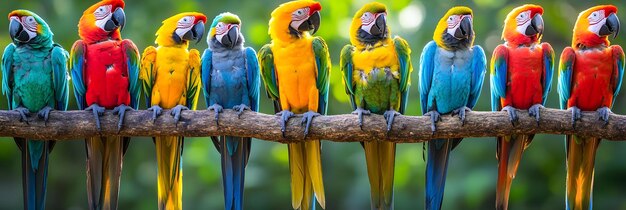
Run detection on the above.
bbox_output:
[419,6,486,210]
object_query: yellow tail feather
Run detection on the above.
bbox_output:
[156,136,183,210]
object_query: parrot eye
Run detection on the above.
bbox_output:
[516,11,532,26]
[446,15,460,29]
[588,10,605,25]
[292,8,310,21]
[216,22,229,35]
[361,12,375,25]
[94,5,112,20]
[20,16,38,32]
[177,16,195,28]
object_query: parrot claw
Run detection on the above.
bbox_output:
[451,106,471,126]
[85,104,105,131]
[596,107,611,126]
[383,109,401,133]
[233,104,251,118]
[208,104,224,126]
[528,104,543,126]
[170,105,189,124]
[13,106,31,125]
[351,107,371,130]
[276,110,295,138]
[424,110,441,134]
[301,111,321,137]
[569,106,582,128]
[37,106,53,125]
[502,106,518,126]
[147,105,163,123]
[112,104,134,133]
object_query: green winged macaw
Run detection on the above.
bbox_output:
[258,0,330,209]
[140,12,205,210]
[490,4,554,210]
[340,2,412,210]
[419,6,486,210]
[557,5,623,210]
[2,9,69,210]
[201,12,259,210]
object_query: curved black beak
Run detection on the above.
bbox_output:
[370,14,387,38]
[297,11,321,35]
[220,25,239,48]
[105,7,125,32]
[183,22,205,44]
[599,13,620,38]
[9,19,30,42]
[525,14,544,36]
[454,17,472,39]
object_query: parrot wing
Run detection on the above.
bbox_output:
[245,47,260,112]
[140,46,157,107]
[490,44,508,111]
[2,43,16,109]
[258,44,280,113]
[558,47,575,109]
[200,49,212,106]
[186,49,202,110]
[394,37,412,114]
[419,41,437,114]
[611,45,624,106]
[339,44,356,110]
[312,37,331,115]
[467,45,486,109]
[121,40,140,109]
[70,40,87,110]
[541,43,555,105]
[51,44,70,111]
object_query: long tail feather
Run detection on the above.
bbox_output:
[288,141,323,210]
[566,135,600,210]
[16,138,53,210]
[496,135,532,210]
[425,139,460,210]
[85,136,127,210]
[219,136,251,210]
[364,141,396,210]
[306,140,325,209]
[155,136,183,210]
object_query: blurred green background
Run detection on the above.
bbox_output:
[1,0,626,209]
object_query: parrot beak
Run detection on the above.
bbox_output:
[296,11,320,35]
[104,7,125,32]
[599,13,620,39]
[219,25,239,48]
[369,13,387,38]
[454,16,472,39]
[183,21,205,44]
[525,13,544,37]
[9,18,31,43]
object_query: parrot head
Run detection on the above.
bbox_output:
[8,10,53,46]
[77,0,126,43]
[572,5,620,48]
[434,6,474,50]
[209,12,242,49]
[268,0,322,41]
[502,4,544,46]
[350,2,389,46]
[155,12,206,47]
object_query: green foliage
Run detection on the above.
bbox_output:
[1,0,626,209]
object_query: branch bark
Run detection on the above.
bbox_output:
[0,108,624,142]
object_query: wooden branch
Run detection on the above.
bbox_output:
[0,108,624,142]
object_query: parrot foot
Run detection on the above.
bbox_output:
[208,104,223,126]
[568,106,582,128]
[112,104,134,133]
[351,108,371,130]
[233,104,250,118]
[13,106,31,125]
[37,106,53,125]
[528,104,543,125]
[451,106,471,126]
[597,107,611,126]
[301,111,321,137]
[383,109,401,133]
[170,105,189,124]
[424,110,441,134]
[85,104,105,131]
[147,105,163,123]
[276,110,294,138]
[502,106,518,126]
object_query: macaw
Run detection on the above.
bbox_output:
[557,5,623,210]
[489,4,554,210]
[419,6,486,210]
[201,12,259,210]
[258,1,329,209]
[139,12,205,210]
[340,2,412,210]
[70,0,140,209]
[2,10,69,210]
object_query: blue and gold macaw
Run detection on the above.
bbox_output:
[419,6,486,210]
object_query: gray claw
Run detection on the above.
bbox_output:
[452,106,471,126]
[351,108,371,130]
[113,104,134,133]
[85,104,105,131]
[37,106,53,125]
[424,110,441,133]
[301,111,321,137]
[276,110,295,137]
[208,104,223,125]
[14,106,30,125]
[597,107,611,126]
[233,104,251,118]
[502,106,518,126]
[147,105,163,123]
[569,106,582,128]
[383,109,401,132]
[170,105,189,124]
[528,104,543,125]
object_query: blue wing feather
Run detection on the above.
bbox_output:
[312,37,331,115]
[201,49,213,107]
[340,45,356,110]
[490,45,508,111]
[419,41,437,115]
[467,45,486,109]
[51,44,69,111]
[2,43,15,109]
[122,40,141,109]
[542,43,555,105]
[70,41,87,110]
[558,47,575,109]
[394,37,413,114]
[612,46,624,106]
[245,47,260,112]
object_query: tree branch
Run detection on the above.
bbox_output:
[0,108,624,142]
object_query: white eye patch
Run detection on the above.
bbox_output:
[94,5,113,31]
[587,10,607,36]
[516,10,532,35]
[175,16,195,38]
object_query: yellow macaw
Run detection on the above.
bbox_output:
[259,1,330,209]
[139,12,206,210]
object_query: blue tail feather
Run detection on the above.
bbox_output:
[16,138,53,210]
[425,139,460,210]
[219,136,251,210]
